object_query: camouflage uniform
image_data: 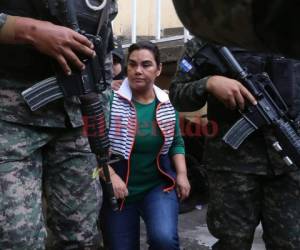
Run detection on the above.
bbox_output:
[172,0,300,58]
[0,1,117,249]
[169,38,300,250]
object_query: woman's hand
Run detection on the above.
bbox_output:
[172,154,190,201]
[176,172,191,201]
[110,173,129,199]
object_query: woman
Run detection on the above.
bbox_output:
[100,41,190,250]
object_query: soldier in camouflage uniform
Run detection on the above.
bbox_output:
[169,37,300,250]
[172,0,300,58]
[0,1,117,249]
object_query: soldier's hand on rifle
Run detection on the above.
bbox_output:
[1,15,95,75]
[206,75,257,110]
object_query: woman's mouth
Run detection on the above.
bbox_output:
[134,78,144,82]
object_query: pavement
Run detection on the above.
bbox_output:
[140,205,265,250]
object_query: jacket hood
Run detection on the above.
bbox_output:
[116,78,170,103]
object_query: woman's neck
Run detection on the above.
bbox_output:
[132,88,155,104]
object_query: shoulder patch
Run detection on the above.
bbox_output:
[179,57,193,73]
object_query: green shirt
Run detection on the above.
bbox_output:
[126,98,185,203]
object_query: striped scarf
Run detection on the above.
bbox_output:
[109,78,176,160]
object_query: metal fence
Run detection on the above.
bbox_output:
[115,0,191,47]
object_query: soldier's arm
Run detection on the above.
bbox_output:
[0,14,95,74]
[169,40,209,112]
[169,60,208,112]
[169,67,209,112]
[170,40,256,111]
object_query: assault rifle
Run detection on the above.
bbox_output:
[203,45,300,168]
[21,0,119,210]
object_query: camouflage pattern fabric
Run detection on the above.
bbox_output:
[0,1,118,248]
[0,119,102,250]
[0,54,113,129]
[170,38,290,175]
[0,0,117,128]
[172,0,300,58]
[170,37,300,250]
[207,170,300,250]
[173,0,263,51]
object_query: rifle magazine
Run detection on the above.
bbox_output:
[223,116,258,149]
[21,77,64,111]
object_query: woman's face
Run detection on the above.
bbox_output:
[127,49,161,92]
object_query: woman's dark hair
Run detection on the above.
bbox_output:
[127,41,161,66]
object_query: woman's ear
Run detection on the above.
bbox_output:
[156,63,162,77]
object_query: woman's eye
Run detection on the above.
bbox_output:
[142,63,152,68]
[128,62,136,67]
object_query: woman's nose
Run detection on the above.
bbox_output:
[135,64,143,74]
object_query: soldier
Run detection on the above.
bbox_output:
[0,1,117,249]
[169,37,300,250]
[172,0,300,58]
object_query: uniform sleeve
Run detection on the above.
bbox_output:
[169,111,185,156]
[169,39,209,112]
[0,13,7,30]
